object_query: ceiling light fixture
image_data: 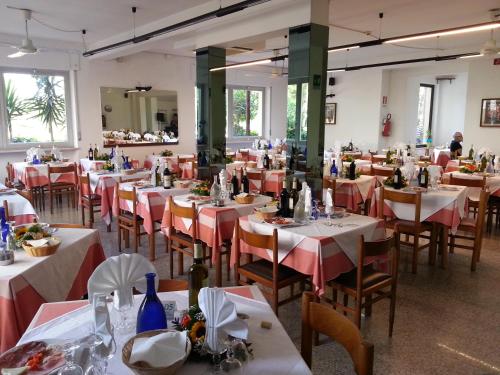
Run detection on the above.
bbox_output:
[329,69,346,72]
[384,21,500,44]
[328,46,360,53]
[459,53,484,59]
[210,58,272,72]
[127,86,152,93]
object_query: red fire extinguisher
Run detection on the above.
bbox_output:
[382,113,392,137]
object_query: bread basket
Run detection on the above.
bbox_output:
[254,206,278,220]
[246,161,257,169]
[122,329,191,375]
[235,194,255,204]
[22,237,61,257]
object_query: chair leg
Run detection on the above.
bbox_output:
[134,226,139,253]
[343,294,349,316]
[332,288,338,310]
[389,289,397,337]
[49,190,54,214]
[412,234,419,274]
[354,296,362,328]
[89,204,95,228]
[118,226,122,252]
[178,252,184,275]
[81,203,86,226]
[272,289,279,317]
[169,243,174,279]
[124,228,130,248]
[365,294,372,317]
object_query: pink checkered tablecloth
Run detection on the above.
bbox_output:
[144,155,195,179]
[369,185,468,231]
[0,228,105,353]
[324,175,377,212]
[232,214,386,295]
[432,149,451,168]
[225,164,288,196]
[79,158,105,172]
[161,195,272,257]
[441,172,500,198]
[86,170,151,225]
[0,184,37,225]
[13,162,76,189]
[113,183,191,234]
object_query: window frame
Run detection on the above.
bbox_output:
[416,83,435,145]
[226,85,265,141]
[0,67,75,150]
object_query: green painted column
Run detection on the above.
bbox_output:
[195,47,226,179]
[287,23,329,196]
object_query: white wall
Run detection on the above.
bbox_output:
[324,69,384,152]
[463,58,500,154]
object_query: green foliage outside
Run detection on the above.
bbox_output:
[5,80,27,139]
[232,89,259,136]
[287,85,297,139]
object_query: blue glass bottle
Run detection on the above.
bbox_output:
[136,273,167,333]
[330,160,338,177]
[0,208,8,242]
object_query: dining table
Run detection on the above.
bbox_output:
[79,158,105,172]
[441,172,500,198]
[323,175,377,213]
[233,213,386,295]
[0,184,37,225]
[369,185,468,268]
[113,182,192,261]
[17,285,311,374]
[143,154,195,179]
[0,227,105,352]
[12,161,75,189]
[161,194,272,286]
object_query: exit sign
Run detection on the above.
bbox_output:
[494,58,500,65]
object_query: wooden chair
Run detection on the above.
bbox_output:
[47,163,78,214]
[378,186,437,274]
[239,150,250,162]
[419,156,431,162]
[327,233,400,336]
[115,185,146,253]
[158,279,188,292]
[371,155,385,164]
[371,166,394,177]
[79,173,109,231]
[234,218,308,316]
[301,292,374,375]
[448,173,486,216]
[16,189,33,205]
[118,176,147,183]
[487,196,500,233]
[166,196,211,278]
[246,170,265,194]
[449,190,490,271]
[5,162,24,189]
[49,223,85,228]
[2,200,9,221]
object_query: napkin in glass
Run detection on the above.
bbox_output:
[325,188,334,215]
[129,331,189,368]
[198,288,248,352]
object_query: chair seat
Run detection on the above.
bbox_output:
[457,217,476,233]
[119,211,144,224]
[328,265,391,290]
[239,259,305,282]
[385,219,432,233]
[50,182,76,190]
[82,194,101,202]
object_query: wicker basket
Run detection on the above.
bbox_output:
[22,237,61,257]
[246,161,257,169]
[254,207,278,220]
[122,330,191,375]
[235,194,255,204]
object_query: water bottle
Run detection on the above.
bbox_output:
[0,208,9,242]
[136,273,167,333]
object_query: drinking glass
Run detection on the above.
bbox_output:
[203,327,228,374]
[220,337,244,375]
[112,288,134,334]
[57,342,83,375]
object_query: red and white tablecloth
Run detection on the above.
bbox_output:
[0,228,105,352]
[225,165,289,197]
[0,185,37,225]
[432,149,451,168]
[369,185,468,231]
[79,158,105,172]
[18,286,311,375]
[232,214,386,295]
[144,155,195,179]
[13,162,75,189]
[324,175,377,212]
[113,183,191,234]
[441,172,500,199]
[86,170,151,225]
[161,195,272,256]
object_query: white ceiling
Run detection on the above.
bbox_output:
[0,0,499,65]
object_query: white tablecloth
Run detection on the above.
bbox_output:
[0,185,37,220]
[18,287,311,375]
[80,158,105,172]
[89,170,151,193]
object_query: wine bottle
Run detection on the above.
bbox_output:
[155,163,161,187]
[417,167,423,186]
[93,144,99,160]
[394,168,402,189]
[349,160,356,180]
[420,167,429,188]
[88,144,94,160]
[163,165,172,189]
[230,169,239,199]
[279,180,290,218]
[330,160,338,177]
[188,241,209,307]
[263,150,270,170]
[241,168,250,194]
[348,140,354,152]
[136,273,167,333]
[289,177,299,215]
[468,144,474,160]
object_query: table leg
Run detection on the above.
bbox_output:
[439,224,449,269]
[215,246,222,287]
[148,233,155,262]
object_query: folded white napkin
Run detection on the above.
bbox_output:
[87,254,157,309]
[198,288,248,352]
[92,294,113,349]
[129,331,189,368]
[26,238,50,247]
[325,188,333,214]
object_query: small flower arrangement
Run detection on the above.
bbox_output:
[103,160,114,171]
[384,175,408,188]
[341,154,354,163]
[94,153,110,161]
[40,154,56,163]
[191,181,210,196]
[459,164,478,174]
[161,149,173,157]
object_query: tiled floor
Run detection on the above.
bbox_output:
[40,202,500,375]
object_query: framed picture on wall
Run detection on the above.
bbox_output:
[480,98,500,127]
[325,102,337,125]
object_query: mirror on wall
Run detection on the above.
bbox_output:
[100,87,179,147]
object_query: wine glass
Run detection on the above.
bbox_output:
[57,342,83,375]
[112,288,134,334]
[220,337,244,375]
[203,328,228,374]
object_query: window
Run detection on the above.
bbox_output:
[0,68,74,148]
[416,84,434,144]
[226,86,264,138]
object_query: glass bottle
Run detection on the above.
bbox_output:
[241,168,249,194]
[136,273,167,333]
[330,160,338,177]
[393,168,402,189]
[210,176,221,204]
[0,208,8,242]
[420,167,429,188]
[163,165,172,189]
[279,180,290,218]
[230,170,239,199]
[88,144,94,160]
[349,161,356,180]
[188,241,209,307]
[5,221,16,252]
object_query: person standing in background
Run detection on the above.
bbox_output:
[450,131,463,157]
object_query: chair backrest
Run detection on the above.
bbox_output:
[301,292,374,374]
[474,190,490,240]
[246,170,265,193]
[79,173,91,196]
[239,150,250,162]
[449,174,486,188]
[49,223,85,228]
[379,186,422,224]
[5,162,15,183]
[168,196,198,239]
[371,166,394,177]
[48,163,77,185]
[116,185,137,218]
[235,218,278,267]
